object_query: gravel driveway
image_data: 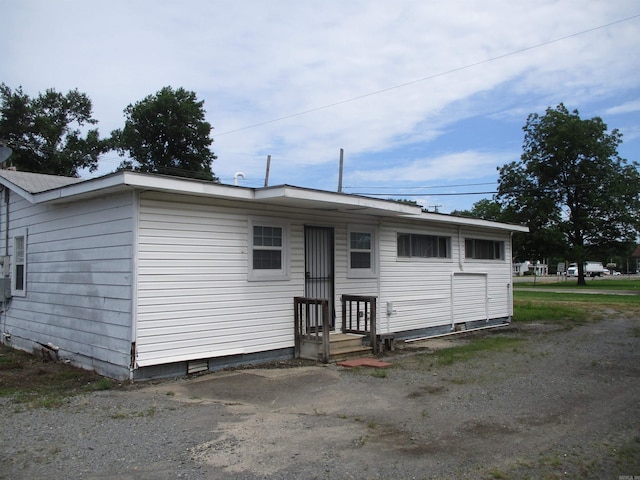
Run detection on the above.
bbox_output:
[1,316,639,479]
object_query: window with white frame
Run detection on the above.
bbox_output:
[397,233,450,259]
[248,221,289,280]
[12,234,27,296]
[347,226,376,278]
[464,238,504,260]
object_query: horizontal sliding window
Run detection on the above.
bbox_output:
[397,233,450,258]
[465,238,504,260]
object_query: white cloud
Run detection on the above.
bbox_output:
[1,0,639,209]
[348,150,513,184]
[606,99,640,115]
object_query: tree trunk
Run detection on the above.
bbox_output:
[577,262,587,286]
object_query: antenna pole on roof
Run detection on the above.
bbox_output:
[338,148,344,193]
[264,155,271,187]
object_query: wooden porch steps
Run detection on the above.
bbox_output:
[328,333,371,362]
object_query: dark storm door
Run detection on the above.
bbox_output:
[304,226,335,330]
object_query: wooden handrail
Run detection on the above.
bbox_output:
[341,295,377,354]
[294,297,331,363]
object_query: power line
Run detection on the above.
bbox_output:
[345,181,498,190]
[351,191,499,197]
[214,14,640,137]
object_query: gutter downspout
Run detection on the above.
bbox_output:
[457,225,464,271]
[129,190,139,381]
[376,222,385,333]
[450,272,455,331]
[451,225,464,332]
[508,232,514,320]
[4,188,9,257]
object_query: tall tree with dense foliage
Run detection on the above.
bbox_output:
[0,84,108,176]
[451,198,505,222]
[452,198,566,266]
[112,86,218,181]
[497,103,640,285]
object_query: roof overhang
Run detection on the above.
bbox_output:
[27,171,421,217]
[2,170,528,233]
[253,185,421,216]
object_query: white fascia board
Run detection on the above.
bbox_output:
[0,181,35,203]
[254,185,422,215]
[414,211,529,233]
[32,171,254,204]
[119,172,254,200]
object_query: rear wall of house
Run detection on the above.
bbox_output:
[377,219,513,338]
[134,192,379,372]
[0,191,135,379]
[134,192,514,375]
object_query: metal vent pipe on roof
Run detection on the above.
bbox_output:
[234,172,246,186]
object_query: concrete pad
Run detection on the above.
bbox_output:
[151,366,341,408]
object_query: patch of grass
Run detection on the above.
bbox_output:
[513,289,640,325]
[430,336,524,367]
[513,299,589,324]
[514,290,640,306]
[515,278,640,291]
[488,469,508,479]
[615,435,640,472]
[370,368,388,378]
[139,405,157,417]
[0,344,116,409]
[90,377,113,391]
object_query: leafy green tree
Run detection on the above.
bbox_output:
[451,198,555,263]
[0,84,108,176]
[112,86,218,181]
[451,198,504,221]
[497,103,640,285]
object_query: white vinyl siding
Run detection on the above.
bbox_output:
[452,273,488,322]
[378,220,513,334]
[1,192,135,379]
[135,194,302,367]
[135,194,388,367]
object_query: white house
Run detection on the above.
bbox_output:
[0,170,528,380]
[513,260,549,276]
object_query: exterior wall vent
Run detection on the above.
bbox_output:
[187,360,208,375]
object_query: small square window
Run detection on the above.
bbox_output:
[248,221,289,281]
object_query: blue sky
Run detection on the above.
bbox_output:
[2,1,639,213]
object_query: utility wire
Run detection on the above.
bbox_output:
[215,14,640,137]
[345,181,498,190]
[351,191,499,197]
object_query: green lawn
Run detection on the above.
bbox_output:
[513,284,640,323]
[515,278,640,291]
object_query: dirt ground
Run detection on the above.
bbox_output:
[2,316,640,479]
